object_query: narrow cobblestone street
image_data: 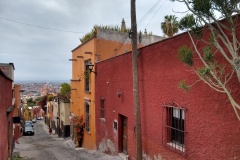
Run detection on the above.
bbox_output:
[13,120,121,160]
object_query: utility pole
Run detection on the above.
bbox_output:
[58,96,60,137]
[131,0,142,159]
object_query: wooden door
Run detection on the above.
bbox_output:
[122,116,128,154]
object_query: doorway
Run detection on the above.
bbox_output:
[119,115,128,154]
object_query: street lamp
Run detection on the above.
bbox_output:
[86,63,97,75]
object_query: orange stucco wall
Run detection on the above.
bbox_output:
[71,38,96,149]
[96,39,132,61]
[71,36,133,150]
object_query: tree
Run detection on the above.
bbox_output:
[27,98,36,107]
[39,96,47,107]
[172,0,240,120]
[160,15,179,37]
[60,82,71,98]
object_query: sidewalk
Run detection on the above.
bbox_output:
[41,121,76,148]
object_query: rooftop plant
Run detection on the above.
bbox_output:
[80,25,153,43]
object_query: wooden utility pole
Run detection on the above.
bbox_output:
[131,0,142,159]
[58,96,60,137]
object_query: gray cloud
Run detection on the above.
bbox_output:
[0,0,188,82]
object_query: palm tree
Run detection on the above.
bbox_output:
[161,15,179,37]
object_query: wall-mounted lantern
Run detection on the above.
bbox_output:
[86,63,97,75]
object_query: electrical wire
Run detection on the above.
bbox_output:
[137,0,162,26]
[144,0,166,29]
[115,34,129,54]
[116,0,163,53]
[0,16,85,34]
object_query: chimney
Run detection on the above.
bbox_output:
[121,18,126,32]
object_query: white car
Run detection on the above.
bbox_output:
[23,126,34,136]
[32,118,37,123]
[24,121,33,127]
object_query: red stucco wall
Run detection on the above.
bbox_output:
[95,24,240,159]
[0,71,13,160]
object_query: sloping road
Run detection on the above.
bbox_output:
[13,120,121,160]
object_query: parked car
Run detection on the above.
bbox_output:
[23,126,34,136]
[32,118,37,123]
[37,117,41,120]
[24,121,33,127]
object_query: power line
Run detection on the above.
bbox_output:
[116,0,163,53]
[115,34,129,54]
[144,0,166,29]
[137,0,162,26]
[0,16,85,34]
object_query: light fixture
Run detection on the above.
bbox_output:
[129,30,132,38]
[86,63,97,75]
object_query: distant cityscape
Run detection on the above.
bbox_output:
[15,80,70,84]
[17,80,70,99]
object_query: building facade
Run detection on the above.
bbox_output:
[0,63,14,80]
[59,99,70,137]
[46,101,54,132]
[0,70,14,160]
[95,25,240,159]
[13,84,22,144]
[70,27,163,149]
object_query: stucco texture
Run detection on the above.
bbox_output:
[0,72,13,160]
[95,26,240,159]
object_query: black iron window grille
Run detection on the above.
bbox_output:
[162,102,186,154]
[84,100,90,132]
[84,60,91,92]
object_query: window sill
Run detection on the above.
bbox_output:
[167,142,185,152]
[84,129,91,135]
[84,91,91,94]
[99,118,106,123]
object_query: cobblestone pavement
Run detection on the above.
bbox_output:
[13,120,121,160]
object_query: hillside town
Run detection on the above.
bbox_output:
[1,1,240,160]
[20,81,62,99]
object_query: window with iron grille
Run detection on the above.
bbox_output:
[84,100,90,132]
[162,102,186,153]
[113,120,117,130]
[84,60,91,92]
[100,97,105,119]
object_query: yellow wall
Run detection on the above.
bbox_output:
[71,35,133,150]
[71,38,96,149]
[96,39,132,61]
[23,109,32,121]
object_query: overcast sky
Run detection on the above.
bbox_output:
[0,0,188,82]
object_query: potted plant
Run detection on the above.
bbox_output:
[72,115,85,147]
